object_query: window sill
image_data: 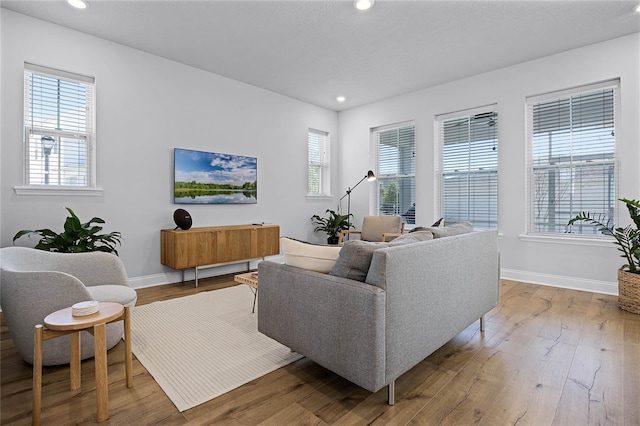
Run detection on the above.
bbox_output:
[14,186,104,197]
[306,194,333,200]
[519,233,614,248]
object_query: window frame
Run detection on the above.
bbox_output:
[524,79,620,238]
[369,121,416,224]
[307,128,331,197]
[15,63,101,196]
[435,105,499,230]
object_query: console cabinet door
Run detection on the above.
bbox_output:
[216,228,252,263]
[253,226,280,257]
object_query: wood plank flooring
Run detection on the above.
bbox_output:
[2,277,639,425]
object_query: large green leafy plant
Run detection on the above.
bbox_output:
[568,198,640,274]
[13,207,122,255]
[311,209,352,241]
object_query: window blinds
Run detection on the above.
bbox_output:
[372,123,415,223]
[438,110,498,230]
[24,64,94,187]
[308,129,329,195]
[528,81,618,235]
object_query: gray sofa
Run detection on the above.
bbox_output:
[0,246,137,366]
[257,230,499,404]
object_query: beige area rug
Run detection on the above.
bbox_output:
[130,285,302,412]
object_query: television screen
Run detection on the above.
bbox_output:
[174,148,257,204]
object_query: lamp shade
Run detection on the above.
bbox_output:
[367,170,376,181]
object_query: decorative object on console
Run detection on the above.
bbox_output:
[13,207,122,255]
[173,208,192,230]
[174,148,257,204]
[339,170,376,238]
[311,209,352,245]
[568,198,640,314]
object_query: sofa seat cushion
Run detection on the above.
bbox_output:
[280,237,342,273]
[330,231,433,282]
[86,285,137,308]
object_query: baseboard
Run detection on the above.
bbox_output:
[500,268,618,295]
[129,255,285,289]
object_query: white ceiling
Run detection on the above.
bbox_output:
[2,0,639,111]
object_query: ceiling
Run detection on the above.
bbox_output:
[2,0,639,111]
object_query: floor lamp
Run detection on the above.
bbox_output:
[340,170,376,239]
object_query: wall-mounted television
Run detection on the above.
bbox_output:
[174,148,257,204]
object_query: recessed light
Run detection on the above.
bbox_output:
[354,0,374,11]
[634,3,640,13]
[336,96,346,102]
[67,0,88,9]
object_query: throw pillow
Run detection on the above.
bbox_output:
[280,237,342,273]
[428,222,473,238]
[330,233,432,282]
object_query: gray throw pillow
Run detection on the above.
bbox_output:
[428,222,473,238]
[330,240,386,282]
[330,233,432,282]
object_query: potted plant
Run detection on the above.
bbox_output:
[568,198,640,314]
[13,207,123,255]
[311,209,352,245]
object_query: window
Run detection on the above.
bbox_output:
[22,63,96,191]
[371,122,415,224]
[436,108,498,230]
[527,80,618,235]
[307,129,330,196]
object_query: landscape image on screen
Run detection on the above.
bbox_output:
[174,148,257,204]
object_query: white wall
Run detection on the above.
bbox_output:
[1,10,339,287]
[339,33,640,295]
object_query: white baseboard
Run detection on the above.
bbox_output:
[500,268,618,296]
[128,256,285,289]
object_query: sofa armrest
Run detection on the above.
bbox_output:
[257,261,387,392]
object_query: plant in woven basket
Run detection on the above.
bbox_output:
[13,207,122,255]
[569,198,640,314]
[568,198,640,274]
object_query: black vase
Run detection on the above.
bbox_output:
[327,236,339,245]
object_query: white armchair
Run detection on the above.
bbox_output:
[0,247,137,366]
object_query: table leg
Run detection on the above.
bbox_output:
[33,325,43,426]
[93,323,108,422]
[70,332,81,390]
[124,306,133,388]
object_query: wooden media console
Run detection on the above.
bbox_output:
[161,224,279,287]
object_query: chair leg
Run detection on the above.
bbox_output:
[388,380,395,405]
[480,315,486,332]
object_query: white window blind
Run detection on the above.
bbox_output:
[437,108,498,230]
[371,123,415,224]
[527,80,618,235]
[308,129,330,196]
[23,63,95,188]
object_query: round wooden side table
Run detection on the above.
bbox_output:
[32,302,133,425]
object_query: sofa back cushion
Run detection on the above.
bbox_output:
[410,222,473,238]
[330,231,433,281]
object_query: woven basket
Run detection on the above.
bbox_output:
[618,265,640,315]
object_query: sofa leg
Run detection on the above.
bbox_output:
[388,381,395,405]
[480,315,485,332]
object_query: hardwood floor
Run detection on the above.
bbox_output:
[2,277,639,425]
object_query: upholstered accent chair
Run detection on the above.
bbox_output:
[338,215,405,244]
[0,246,137,366]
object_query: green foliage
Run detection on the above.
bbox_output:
[311,209,352,238]
[13,207,122,255]
[568,198,640,274]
